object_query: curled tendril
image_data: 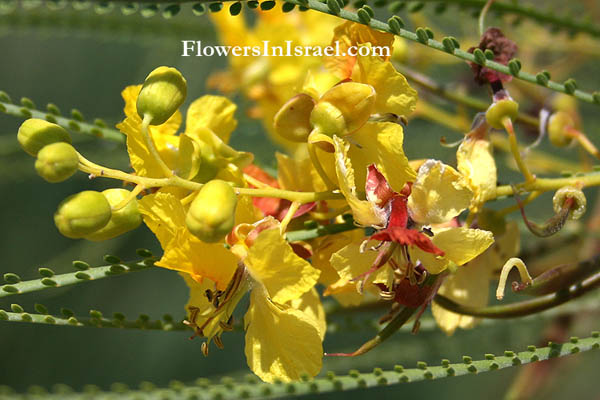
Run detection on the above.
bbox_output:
[511,184,575,237]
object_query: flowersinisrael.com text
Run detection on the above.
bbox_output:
[181,40,390,58]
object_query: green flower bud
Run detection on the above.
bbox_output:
[84,189,142,241]
[34,142,79,183]
[136,66,187,125]
[186,180,237,243]
[547,111,574,147]
[17,119,71,156]
[273,94,316,142]
[485,98,519,129]
[54,191,111,239]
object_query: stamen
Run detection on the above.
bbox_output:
[496,258,533,300]
[379,290,396,301]
[201,342,209,356]
[213,336,225,350]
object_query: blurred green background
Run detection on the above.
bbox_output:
[0,2,599,399]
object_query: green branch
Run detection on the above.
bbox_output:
[0,91,125,143]
[0,3,214,41]
[405,0,600,39]
[1,332,598,398]
[0,307,188,331]
[0,254,156,298]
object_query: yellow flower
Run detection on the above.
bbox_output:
[116,86,252,185]
[329,155,493,303]
[184,218,325,383]
[209,8,341,150]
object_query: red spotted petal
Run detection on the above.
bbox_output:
[365,165,395,207]
[371,227,445,256]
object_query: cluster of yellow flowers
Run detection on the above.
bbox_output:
[15,8,592,384]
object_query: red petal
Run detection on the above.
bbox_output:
[387,196,409,229]
[371,227,445,256]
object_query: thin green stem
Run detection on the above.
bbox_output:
[478,0,495,36]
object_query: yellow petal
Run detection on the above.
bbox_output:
[411,227,494,274]
[431,254,491,335]
[457,135,497,212]
[244,288,323,382]
[332,135,387,227]
[276,152,328,192]
[311,230,364,285]
[186,95,238,143]
[352,49,417,117]
[245,228,320,304]
[157,228,238,290]
[408,160,473,224]
[289,288,327,340]
[347,122,417,193]
[138,192,186,248]
[329,240,380,290]
[325,21,394,79]
[116,116,180,178]
[176,134,202,180]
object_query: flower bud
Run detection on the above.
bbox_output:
[34,142,79,183]
[547,111,574,147]
[17,119,71,156]
[136,66,187,125]
[186,180,237,243]
[54,191,112,239]
[310,82,375,136]
[273,93,316,142]
[553,186,586,220]
[84,189,142,241]
[485,98,519,129]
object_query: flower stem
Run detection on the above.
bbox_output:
[435,270,600,318]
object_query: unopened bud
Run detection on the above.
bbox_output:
[54,191,111,239]
[136,66,187,125]
[18,119,71,156]
[34,142,79,183]
[273,94,316,142]
[310,82,375,136]
[547,111,574,147]
[186,180,237,243]
[485,98,519,129]
[553,186,586,220]
[84,189,142,241]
